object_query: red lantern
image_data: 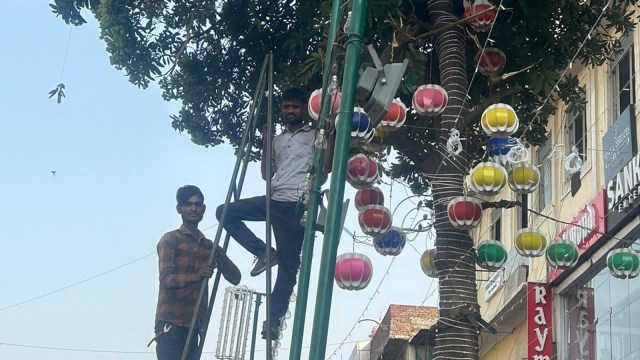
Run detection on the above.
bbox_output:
[464,0,497,33]
[354,187,385,211]
[334,253,373,290]
[358,204,392,236]
[379,99,407,131]
[412,84,448,116]
[476,47,506,76]
[447,196,483,229]
[346,154,379,189]
[308,88,341,121]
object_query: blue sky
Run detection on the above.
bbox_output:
[0,2,437,359]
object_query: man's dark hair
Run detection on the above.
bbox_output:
[281,87,306,105]
[176,185,204,206]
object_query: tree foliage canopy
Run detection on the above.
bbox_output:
[51,0,637,183]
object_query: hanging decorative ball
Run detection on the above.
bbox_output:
[481,103,519,138]
[447,196,483,229]
[508,162,541,194]
[358,205,393,236]
[308,88,341,121]
[546,239,579,269]
[487,137,516,166]
[412,84,448,116]
[334,253,373,290]
[468,162,508,196]
[355,187,385,211]
[346,154,379,189]
[515,228,548,257]
[420,249,438,278]
[373,227,406,256]
[362,128,388,153]
[378,99,407,131]
[607,247,640,279]
[464,0,497,32]
[476,239,508,271]
[476,47,506,76]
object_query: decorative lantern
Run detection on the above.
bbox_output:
[481,103,519,137]
[468,162,508,196]
[508,162,541,194]
[546,239,579,269]
[378,99,407,131]
[373,227,406,256]
[515,228,547,257]
[487,137,515,166]
[334,253,373,290]
[447,196,483,229]
[412,84,448,116]
[476,239,507,271]
[607,247,640,279]
[358,205,393,236]
[346,154,379,189]
[362,128,388,153]
[420,249,438,278]
[464,0,497,32]
[308,88,341,121]
[355,187,385,211]
[476,47,506,76]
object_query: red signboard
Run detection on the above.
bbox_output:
[549,191,606,282]
[528,282,553,360]
[568,287,596,360]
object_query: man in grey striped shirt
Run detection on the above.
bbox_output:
[216,88,334,340]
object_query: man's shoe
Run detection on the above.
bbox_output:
[261,321,280,340]
[250,251,278,277]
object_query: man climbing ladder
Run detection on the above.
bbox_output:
[216,87,335,340]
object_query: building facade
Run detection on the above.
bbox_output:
[476,12,640,360]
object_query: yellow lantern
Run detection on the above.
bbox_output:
[481,103,519,137]
[468,162,508,196]
[420,249,438,278]
[515,227,547,257]
[508,162,541,193]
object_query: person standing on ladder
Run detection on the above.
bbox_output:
[151,185,241,360]
[216,87,334,340]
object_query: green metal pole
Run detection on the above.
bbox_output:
[249,293,263,360]
[288,0,342,359]
[308,0,367,357]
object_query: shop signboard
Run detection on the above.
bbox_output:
[527,282,553,360]
[603,106,634,183]
[549,192,606,282]
[568,287,596,360]
[606,152,640,232]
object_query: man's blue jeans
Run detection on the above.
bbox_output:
[155,321,201,360]
[216,195,305,324]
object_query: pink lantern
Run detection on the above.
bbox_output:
[346,154,379,189]
[354,187,385,211]
[378,99,407,131]
[464,0,497,33]
[447,196,483,229]
[412,84,448,116]
[358,204,392,236]
[476,47,506,76]
[334,253,373,290]
[308,88,341,121]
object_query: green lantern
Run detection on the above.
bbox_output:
[607,247,640,279]
[546,240,579,269]
[476,240,507,271]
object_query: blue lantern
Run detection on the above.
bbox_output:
[373,227,406,256]
[487,137,515,166]
[350,107,374,146]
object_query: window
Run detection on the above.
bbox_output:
[610,35,635,122]
[537,140,552,210]
[491,209,502,241]
[565,104,587,163]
